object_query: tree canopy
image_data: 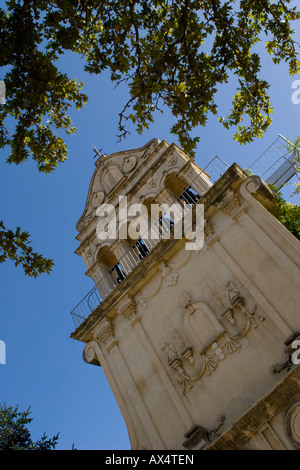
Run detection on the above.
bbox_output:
[0,0,299,275]
[0,403,59,450]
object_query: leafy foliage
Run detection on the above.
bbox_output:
[0,0,299,275]
[269,186,300,240]
[0,403,59,450]
[1,0,300,162]
[0,221,53,277]
[283,136,300,195]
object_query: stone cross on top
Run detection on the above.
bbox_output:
[91,142,106,162]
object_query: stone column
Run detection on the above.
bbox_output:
[93,317,165,449]
[118,297,195,431]
[83,338,139,450]
[86,260,112,298]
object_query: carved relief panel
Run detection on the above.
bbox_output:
[162,281,264,396]
[102,165,124,192]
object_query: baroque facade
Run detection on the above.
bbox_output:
[71,138,300,450]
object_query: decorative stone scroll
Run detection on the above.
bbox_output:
[83,340,101,366]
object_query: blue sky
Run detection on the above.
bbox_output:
[0,24,300,449]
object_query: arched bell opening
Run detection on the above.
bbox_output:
[164,172,201,207]
[96,245,127,288]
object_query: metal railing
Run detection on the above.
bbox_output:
[70,157,230,329]
[248,134,300,188]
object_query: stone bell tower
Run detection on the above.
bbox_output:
[71,138,300,450]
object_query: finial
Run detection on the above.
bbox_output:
[90,141,105,159]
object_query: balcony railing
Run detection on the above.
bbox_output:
[70,157,229,329]
[248,134,300,188]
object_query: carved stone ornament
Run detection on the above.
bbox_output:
[162,331,195,395]
[163,282,262,395]
[166,272,179,287]
[117,297,136,320]
[204,219,218,247]
[212,293,224,310]
[102,165,124,192]
[159,262,178,287]
[220,281,261,331]
[182,416,225,450]
[85,246,93,258]
[216,190,246,220]
[224,281,241,305]
[168,155,178,167]
[216,190,240,214]
[122,155,137,173]
[285,401,300,449]
[141,138,160,159]
[146,176,156,189]
[135,294,148,309]
[159,261,171,277]
[179,292,191,308]
[83,341,101,366]
[204,219,214,238]
[91,191,105,209]
[94,319,115,347]
[271,331,300,375]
